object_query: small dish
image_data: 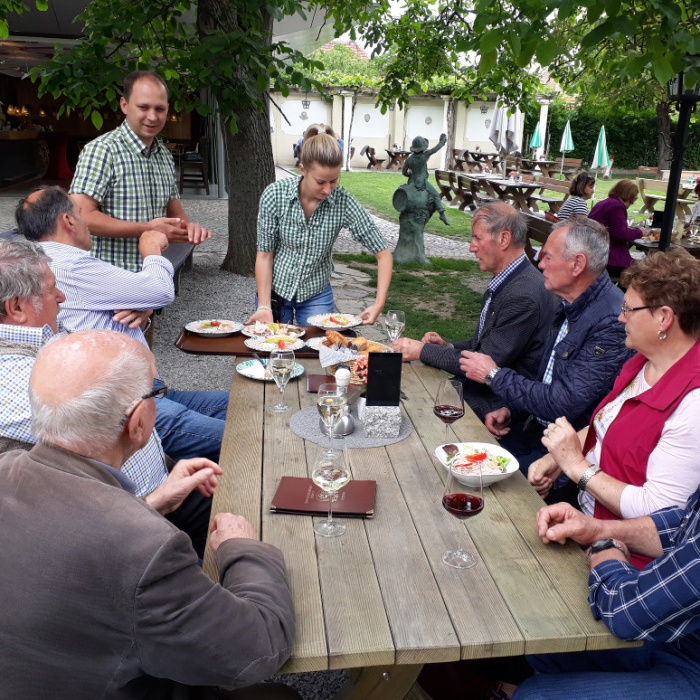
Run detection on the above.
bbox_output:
[243,335,305,352]
[236,359,304,381]
[305,336,326,351]
[307,313,363,330]
[185,320,243,337]
[434,442,519,486]
[241,322,305,339]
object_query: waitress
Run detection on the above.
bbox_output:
[248,125,392,326]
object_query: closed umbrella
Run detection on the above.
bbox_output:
[591,125,611,175]
[489,99,522,178]
[529,120,543,154]
[559,120,574,175]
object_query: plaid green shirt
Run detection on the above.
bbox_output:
[69,121,179,272]
[258,176,387,302]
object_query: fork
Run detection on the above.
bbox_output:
[251,353,271,379]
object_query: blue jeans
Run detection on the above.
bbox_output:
[513,643,700,700]
[262,284,335,326]
[155,389,228,463]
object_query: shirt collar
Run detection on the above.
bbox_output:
[118,120,162,157]
[89,458,137,494]
[0,323,57,347]
[487,254,528,294]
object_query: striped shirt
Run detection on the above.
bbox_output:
[69,121,179,272]
[257,176,387,302]
[0,323,168,497]
[556,195,589,220]
[40,240,174,347]
[588,487,700,661]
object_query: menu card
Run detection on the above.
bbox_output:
[365,352,402,406]
[270,476,377,518]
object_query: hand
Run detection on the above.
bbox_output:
[528,454,561,499]
[439,133,447,144]
[421,331,448,346]
[542,417,585,476]
[112,309,153,330]
[208,513,257,552]
[146,217,189,243]
[390,337,424,361]
[536,502,603,546]
[459,350,497,384]
[138,230,169,258]
[484,407,511,438]
[145,458,223,515]
[358,302,382,325]
[185,221,213,245]
[246,307,274,324]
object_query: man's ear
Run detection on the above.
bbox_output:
[2,296,31,325]
[124,402,149,449]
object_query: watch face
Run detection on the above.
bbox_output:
[590,538,616,554]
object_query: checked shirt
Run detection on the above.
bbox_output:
[257,176,387,303]
[70,121,179,272]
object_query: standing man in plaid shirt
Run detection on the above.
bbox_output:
[70,70,211,272]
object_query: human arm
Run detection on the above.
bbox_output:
[358,248,392,324]
[528,425,588,497]
[424,133,447,158]
[112,309,153,330]
[0,355,38,445]
[391,337,425,362]
[144,458,222,515]
[604,199,644,244]
[167,198,213,245]
[247,251,275,324]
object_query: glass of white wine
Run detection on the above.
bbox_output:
[317,383,347,458]
[268,349,296,412]
[312,445,351,538]
[385,310,406,342]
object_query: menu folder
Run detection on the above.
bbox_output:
[270,476,376,518]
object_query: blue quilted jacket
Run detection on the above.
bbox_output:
[490,272,633,429]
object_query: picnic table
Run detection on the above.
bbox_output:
[484,177,543,212]
[385,149,410,171]
[195,355,635,699]
[521,158,557,177]
[634,237,700,259]
[465,150,501,172]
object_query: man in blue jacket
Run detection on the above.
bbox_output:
[460,218,631,479]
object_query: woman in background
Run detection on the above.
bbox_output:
[556,172,596,220]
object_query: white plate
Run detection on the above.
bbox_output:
[241,323,305,339]
[434,442,519,486]
[305,336,326,351]
[243,335,306,352]
[236,359,304,381]
[307,313,363,330]
[185,319,243,337]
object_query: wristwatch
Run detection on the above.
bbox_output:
[577,464,601,492]
[588,538,628,561]
[484,367,501,386]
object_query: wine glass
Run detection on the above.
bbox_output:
[268,349,295,412]
[441,455,484,569]
[312,445,351,538]
[385,310,406,342]
[433,379,464,442]
[317,383,347,458]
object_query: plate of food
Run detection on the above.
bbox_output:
[307,313,363,330]
[236,359,305,381]
[243,335,305,352]
[434,442,519,486]
[241,321,305,339]
[305,336,326,352]
[185,320,244,337]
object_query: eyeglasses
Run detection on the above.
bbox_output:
[620,302,658,317]
[123,378,168,419]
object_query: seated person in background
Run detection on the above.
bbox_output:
[0,240,213,558]
[15,186,228,465]
[530,249,700,568]
[391,202,558,420]
[589,178,647,278]
[0,329,294,698]
[460,218,632,482]
[515,495,700,699]
[556,171,596,220]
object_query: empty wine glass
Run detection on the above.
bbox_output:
[317,383,347,458]
[312,445,351,538]
[268,349,295,412]
[441,455,484,569]
[434,379,464,441]
[385,310,406,342]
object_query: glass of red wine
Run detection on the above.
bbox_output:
[434,379,464,441]
[441,455,483,569]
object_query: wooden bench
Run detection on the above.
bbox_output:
[526,176,570,214]
[359,145,385,170]
[637,166,660,179]
[551,157,582,180]
[521,213,554,264]
[636,177,695,218]
[434,170,454,202]
[456,175,481,210]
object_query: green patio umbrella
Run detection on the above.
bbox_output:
[529,120,543,153]
[591,125,611,173]
[559,120,574,174]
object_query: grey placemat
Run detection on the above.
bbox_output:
[289,405,413,448]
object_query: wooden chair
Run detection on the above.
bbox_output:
[521,213,554,265]
[434,170,454,201]
[551,157,583,181]
[360,145,385,170]
[637,166,660,180]
[179,137,210,195]
[527,177,570,214]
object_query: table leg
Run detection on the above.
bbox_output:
[333,665,423,700]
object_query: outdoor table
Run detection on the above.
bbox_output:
[466,150,502,171]
[485,178,542,212]
[521,158,557,177]
[385,150,410,171]
[201,359,636,699]
[634,238,700,259]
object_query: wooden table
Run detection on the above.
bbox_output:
[202,360,635,699]
[485,178,542,212]
[521,159,557,177]
[385,150,410,171]
[466,150,502,172]
[634,237,700,259]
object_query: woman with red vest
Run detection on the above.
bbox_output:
[529,249,700,568]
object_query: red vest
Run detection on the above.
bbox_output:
[582,340,700,568]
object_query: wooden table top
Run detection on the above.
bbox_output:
[634,238,700,258]
[203,359,634,694]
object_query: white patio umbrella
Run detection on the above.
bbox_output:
[559,120,574,174]
[489,99,522,178]
[529,120,543,154]
[591,125,611,176]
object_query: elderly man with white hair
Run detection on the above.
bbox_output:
[0,328,295,698]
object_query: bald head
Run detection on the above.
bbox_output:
[30,331,155,454]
